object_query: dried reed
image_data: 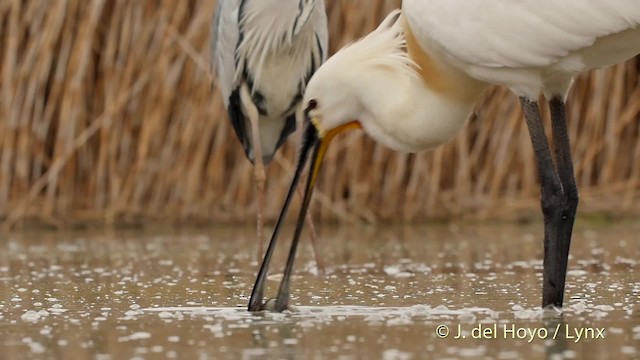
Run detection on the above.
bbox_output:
[0,0,639,228]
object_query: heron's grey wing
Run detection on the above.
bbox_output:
[313,0,329,63]
[211,0,241,106]
[211,0,253,158]
[292,0,322,39]
[270,0,328,152]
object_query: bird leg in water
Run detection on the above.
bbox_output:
[548,97,578,305]
[240,84,266,256]
[520,98,574,308]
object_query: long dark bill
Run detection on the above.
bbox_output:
[247,123,320,312]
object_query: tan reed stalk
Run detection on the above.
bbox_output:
[0,0,638,229]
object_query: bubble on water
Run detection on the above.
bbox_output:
[614,257,637,266]
[589,310,609,319]
[21,311,43,323]
[204,323,225,338]
[387,316,413,326]
[456,346,489,357]
[168,336,180,343]
[283,338,298,345]
[382,349,413,360]
[118,332,151,342]
[512,306,544,320]
[20,310,49,323]
[569,302,587,314]
[593,305,614,312]
[567,270,587,277]
[497,351,522,359]
[433,305,450,312]
[458,311,477,323]
[48,304,68,315]
[608,327,624,334]
[364,313,386,323]
[383,266,412,278]
[621,346,637,355]
[22,337,46,354]
[123,310,142,319]
[158,311,174,319]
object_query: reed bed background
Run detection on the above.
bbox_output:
[1,0,639,228]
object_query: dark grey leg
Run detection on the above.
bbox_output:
[520,98,571,308]
[548,96,579,303]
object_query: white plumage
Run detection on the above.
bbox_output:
[247,2,640,312]
[305,10,478,153]
[403,0,640,97]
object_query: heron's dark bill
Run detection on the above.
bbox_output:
[289,120,363,241]
[247,120,361,311]
[270,120,363,258]
[274,120,363,253]
[276,123,323,248]
[246,123,319,311]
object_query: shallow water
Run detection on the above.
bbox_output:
[0,221,638,359]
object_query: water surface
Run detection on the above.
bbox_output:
[0,221,638,359]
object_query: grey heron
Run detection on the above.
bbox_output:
[248,3,640,312]
[211,0,328,256]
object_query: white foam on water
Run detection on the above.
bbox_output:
[382,349,413,360]
[167,336,180,343]
[621,346,637,355]
[21,310,49,323]
[22,337,45,354]
[118,332,151,342]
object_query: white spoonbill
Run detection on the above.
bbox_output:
[248,1,640,312]
[211,0,328,254]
